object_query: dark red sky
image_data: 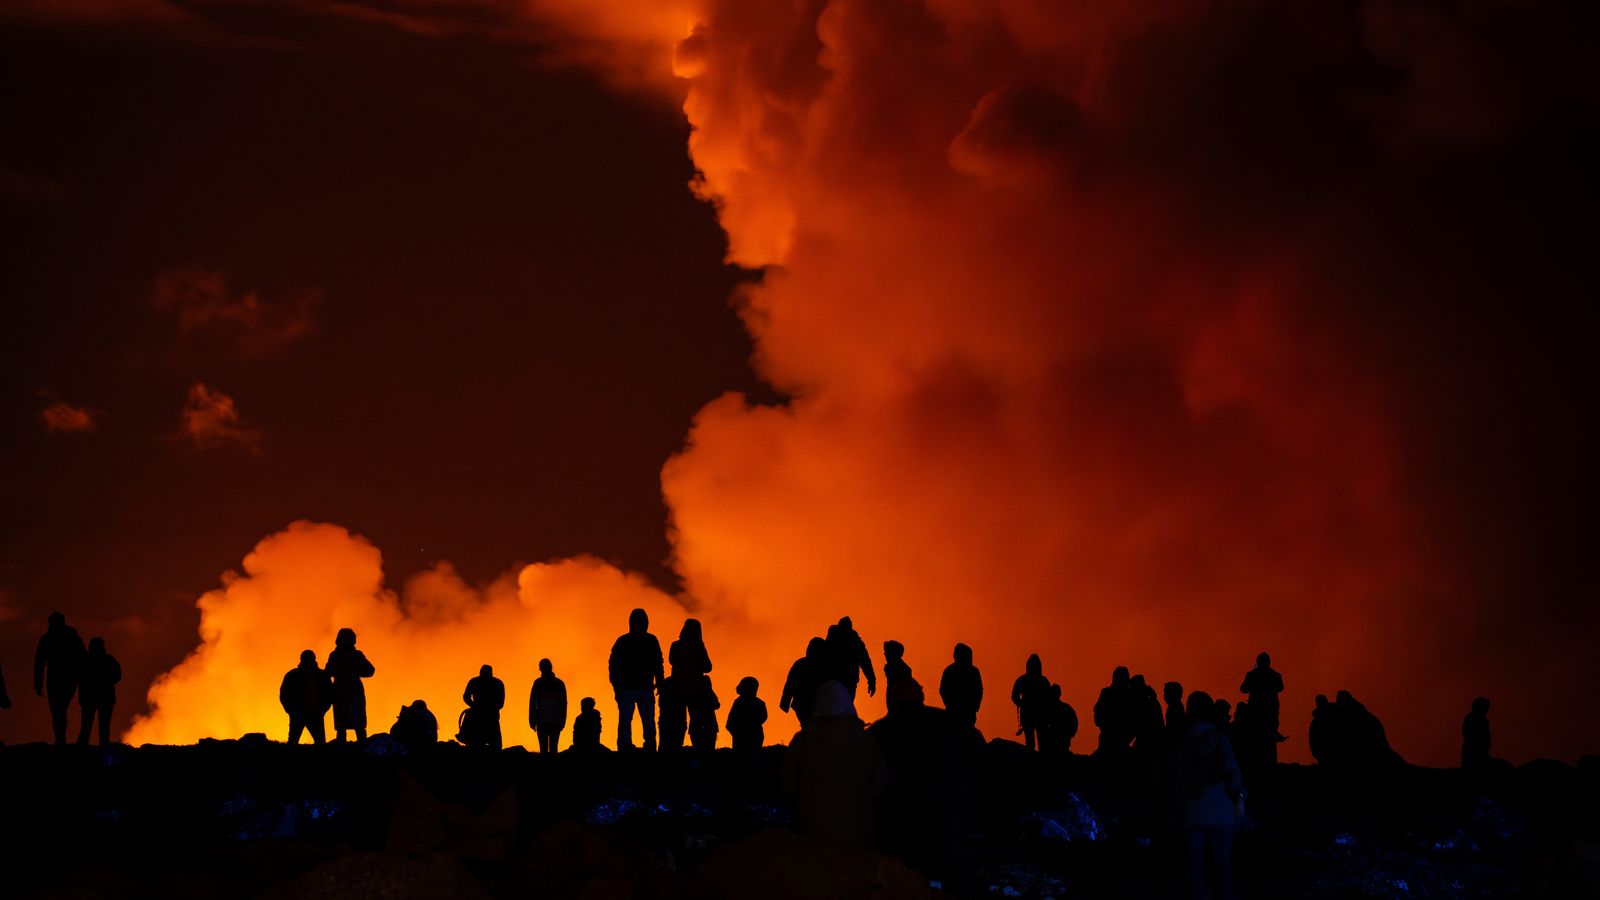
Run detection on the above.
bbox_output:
[2,1,1597,763]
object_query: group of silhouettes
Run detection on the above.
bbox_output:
[15,612,123,746]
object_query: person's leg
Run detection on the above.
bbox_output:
[616,691,636,749]
[1184,827,1210,900]
[1210,826,1235,900]
[99,704,113,745]
[309,717,326,745]
[356,727,367,744]
[289,717,304,744]
[551,728,561,753]
[640,692,657,752]
[49,691,71,745]
[77,705,94,745]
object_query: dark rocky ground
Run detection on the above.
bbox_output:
[0,736,1595,899]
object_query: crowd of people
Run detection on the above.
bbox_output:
[5,609,1506,896]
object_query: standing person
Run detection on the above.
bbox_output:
[883,641,918,714]
[669,618,718,750]
[1164,681,1188,743]
[1,658,11,711]
[727,676,768,752]
[1038,684,1079,755]
[572,697,602,752]
[528,658,568,754]
[279,650,332,745]
[1239,652,1284,743]
[1011,654,1051,751]
[1175,691,1245,900]
[939,643,983,729]
[779,637,828,727]
[76,638,121,746]
[1094,666,1135,755]
[33,612,86,745]
[460,664,506,750]
[780,681,887,852]
[825,617,876,699]
[1462,697,1492,769]
[608,608,663,751]
[325,628,375,744]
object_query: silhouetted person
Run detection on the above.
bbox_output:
[279,650,332,745]
[572,697,602,751]
[825,616,876,699]
[608,608,663,751]
[939,643,983,728]
[780,681,886,852]
[869,676,984,892]
[460,664,505,749]
[658,674,688,751]
[1240,652,1284,741]
[34,612,86,745]
[780,637,828,726]
[1010,654,1052,750]
[669,618,719,750]
[1308,694,1334,765]
[529,658,567,753]
[883,640,920,713]
[326,627,375,744]
[1,660,11,710]
[1164,681,1187,742]
[727,676,768,752]
[1131,674,1164,752]
[1038,684,1079,755]
[1462,697,1491,769]
[1175,691,1245,900]
[1094,666,1135,755]
[392,700,437,752]
[76,637,121,746]
[1212,698,1233,741]
[1333,690,1403,768]
[1232,700,1262,777]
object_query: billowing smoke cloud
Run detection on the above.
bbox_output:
[127,0,1596,763]
[180,382,263,453]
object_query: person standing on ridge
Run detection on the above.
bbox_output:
[326,628,375,744]
[1011,654,1052,751]
[825,617,876,699]
[34,612,86,745]
[529,658,568,753]
[77,637,121,746]
[780,637,828,727]
[460,664,506,749]
[608,608,663,751]
[939,643,983,729]
[280,650,332,745]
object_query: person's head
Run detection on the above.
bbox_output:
[1131,674,1146,688]
[581,697,596,712]
[812,680,857,720]
[539,658,553,676]
[680,618,702,641]
[1214,698,1231,721]
[1051,683,1063,700]
[413,700,428,711]
[1112,666,1130,686]
[480,664,493,677]
[953,643,972,665]
[806,637,827,659]
[1335,690,1354,706]
[89,637,106,655]
[1164,681,1183,703]
[628,608,649,633]
[47,611,67,629]
[1026,653,1042,675]
[1256,651,1271,668]
[336,627,357,648]
[1472,696,1490,715]
[1186,690,1215,720]
[838,616,853,631]
[737,676,758,697]
[884,640,904,661]
[1315,694,1330,710]
[300,649,317,666]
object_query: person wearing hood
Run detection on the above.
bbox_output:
[608,608,663,751]
[824,617,876,699]
[34,612,87,745]
[780,637,829,726]
[669,618,719,750]
[326,627,375,744]
[780,680,887,852]
[1011,653,1051,751]
[939,643,983,729]
[1174,691,1245,900]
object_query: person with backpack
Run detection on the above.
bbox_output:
[459,664,505,749]
[1174,690,1245,900]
